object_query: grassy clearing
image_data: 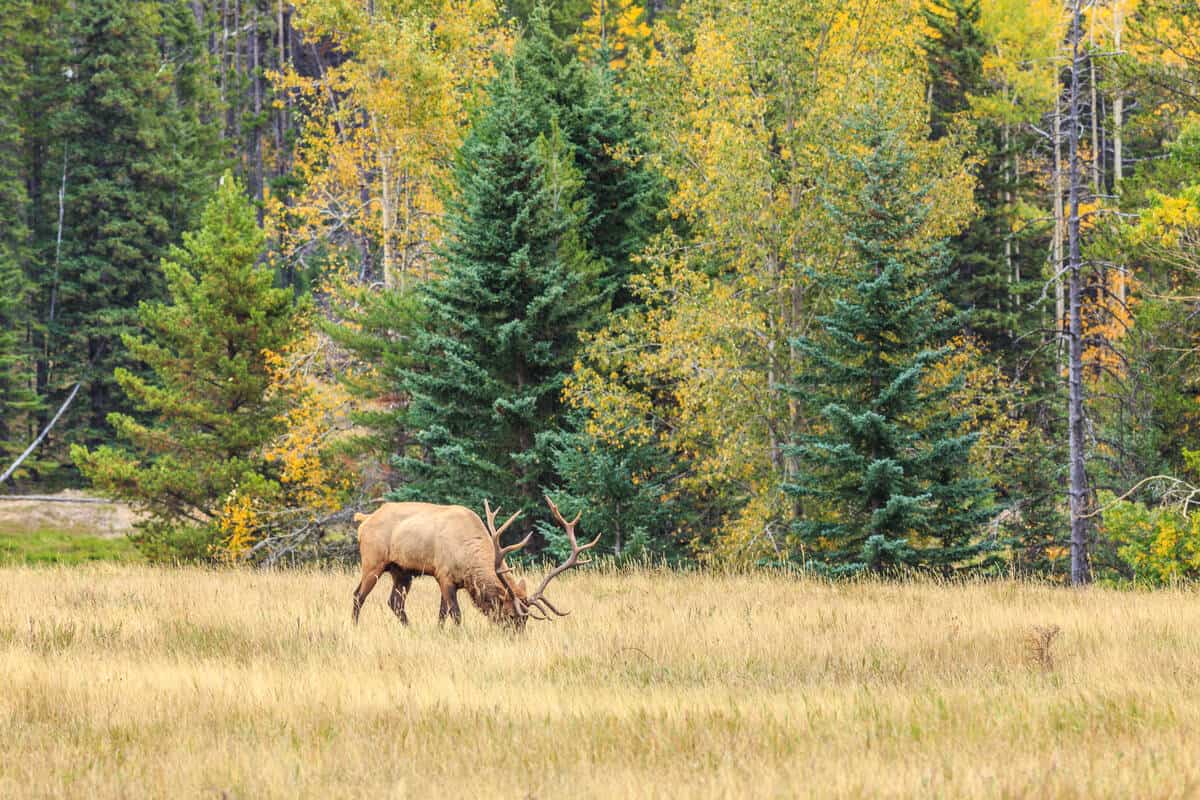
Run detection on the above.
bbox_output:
[1,565,1198,798]
[0,528,140,566]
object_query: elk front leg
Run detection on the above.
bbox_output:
[387,567,414,626]
[437,579,462,626]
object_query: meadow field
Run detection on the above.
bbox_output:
[1,564,1199,799]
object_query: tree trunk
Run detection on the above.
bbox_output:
[1089,6,1100,193]
[251,5,264,219]
[1113,0,1126,305]
[1113,0,1124,189]
[1067,1,1092,587]
[1053,93,1065,370]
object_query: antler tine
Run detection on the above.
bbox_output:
[531,595,570,618]
[482,499,533,619]
[483,500,523,540]
[526,495,602,616]
[482,499,528,567]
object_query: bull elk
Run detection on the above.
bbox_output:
[351,496,600,629]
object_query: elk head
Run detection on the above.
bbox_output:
[482,495,601,629]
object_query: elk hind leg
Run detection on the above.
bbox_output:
[386,566,414,626]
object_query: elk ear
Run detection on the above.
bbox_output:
[518,578,527,594]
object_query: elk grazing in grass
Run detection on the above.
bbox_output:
[351,496,599,629]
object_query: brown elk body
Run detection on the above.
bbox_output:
[351,497,598,628]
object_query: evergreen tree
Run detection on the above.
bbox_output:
[393,64,605,516]
[332,9,660,522]
[922,0,985,140]
[511,6,662,304]
[923,0,1062,570]
[542,416,679,561]
[504,0,592,38]
[783,120,994,575]
[73,175,304,561]
[0,0,39,467]
[923,0,1011,349]
[34,0,220,450]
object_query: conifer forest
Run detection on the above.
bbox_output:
[4,0,1200,586]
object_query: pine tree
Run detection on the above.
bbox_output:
[73,174,304,561]
[922,0,1014,351]
[34,0,220,450]
[331,9,660,519]
[922,0,985,140]
[0,0,39,467]
[510,7,662,304]
[783,120,994,575]
[393,62,605,516]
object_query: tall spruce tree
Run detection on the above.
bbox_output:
[922,0,1015,351]
[33,0,220,450]
[922,0,985,140]
[332,9,660,522]
[783,119,994,575]
[515,6,662,304]
[0,0,39,467]
[73,174,303,561]
[392,61,605,517]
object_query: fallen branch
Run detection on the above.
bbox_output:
[0,382,81,484]
[0,494,112,504]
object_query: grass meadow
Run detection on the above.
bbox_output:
[1,563,1199,799]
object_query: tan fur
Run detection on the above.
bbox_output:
[351,502,528,628]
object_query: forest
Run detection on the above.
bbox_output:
[1,0,1198,585]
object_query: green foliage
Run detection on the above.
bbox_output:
[31,0,221,448]
[783,112,995,575]
[922,0,986,140]
[0,0,39,469]
[337,11,662,531]
[0,528,141,566]
[393,73,605,517]
[1100,491,1200,585]
[513,7,664,302]
[541,417,679,561]
[323,283,428,477]
[72,175,305,562]
[505,0,592,37]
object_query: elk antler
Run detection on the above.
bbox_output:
[483,500,534,614]
[483,499,530,578]
[525,495,601,619]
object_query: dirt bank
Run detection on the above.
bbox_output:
[0,491,141,537]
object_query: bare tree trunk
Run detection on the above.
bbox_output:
[1113,0,1126,305]
[1053,93,1066,370]
[1003,120,1012,282]
[1113,0,1124,190]
[232,0,242,148]
[1089,5,1100,193]
[0,383,80,485]
[276,0,289,178]
[1067,1,1092,587]
[251,5,264,219]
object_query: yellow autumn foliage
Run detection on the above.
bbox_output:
[214,334,357,561]
[268,0,505,289]
[577,0,652,69]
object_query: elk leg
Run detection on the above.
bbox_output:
[352,566,384,625]
[437,579,461,627]
[386,567,414,626]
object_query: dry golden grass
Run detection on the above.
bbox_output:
[1,564,1199,799]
